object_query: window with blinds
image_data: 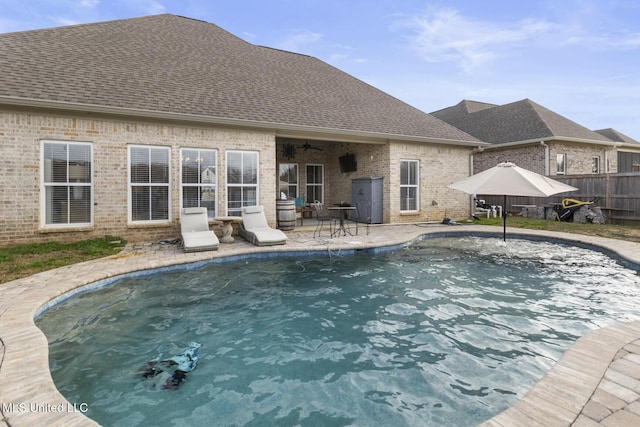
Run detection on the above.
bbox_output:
[305,164,323,204]
[129,145,170,222]
[42,141,93,226]
[226,151,258,216]
[181,148,217,218]
[400,159,419,211]
[278,163,298,199]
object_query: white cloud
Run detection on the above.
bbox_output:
[275,29,323,53]
[397,5,640,74]
[143,1,166,15]
[561,30,640,50]
[400,8,553,72]
[78,0,99,8]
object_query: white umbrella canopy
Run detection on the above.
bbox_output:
[448,162,578,197]
[448,162,579,240]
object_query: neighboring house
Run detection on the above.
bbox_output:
[431,99,640,176]
[0,14,483,246]
[594,128,640,172]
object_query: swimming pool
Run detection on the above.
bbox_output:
[36,236,640,426]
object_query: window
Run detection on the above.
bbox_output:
[181,148,217,219]
[306,164,324,203]
[129,145,170,222]
[556,154,566,175]
[41,141,93,226]
[227,151,258,216]
[278,163,298,199]
[591,156,600,174]
[400,160,419,211]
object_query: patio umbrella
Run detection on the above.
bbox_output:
[448,162,578,241]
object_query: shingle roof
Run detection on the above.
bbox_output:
[594,128,640,145]
[431,99,612,144]
[0,14,479,144]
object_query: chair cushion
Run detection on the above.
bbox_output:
[243,205,262,214]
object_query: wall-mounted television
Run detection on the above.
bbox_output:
[339,153,357,173]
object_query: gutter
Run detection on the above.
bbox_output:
[0,96,488,148]
[480,136,621,149]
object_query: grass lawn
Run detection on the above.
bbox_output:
[472,216,640,243]
[0,236,126,284]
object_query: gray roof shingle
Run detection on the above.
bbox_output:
[0,14,479,143]
[431,99,612,144]
[594,128,640,145]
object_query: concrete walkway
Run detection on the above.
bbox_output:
[1,223,639,426]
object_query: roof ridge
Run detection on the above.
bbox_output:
[461,99,498,114]
[257,45,313,58]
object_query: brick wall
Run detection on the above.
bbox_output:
[547,142,618,175]
[474,144,546,174]
[473,140,619,176]
[2,109,479,247]
[0,110,276,247]
[275,140,475,224]
[388,142,473,223]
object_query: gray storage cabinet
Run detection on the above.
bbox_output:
[351,177,383,224]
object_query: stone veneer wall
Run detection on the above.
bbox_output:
[0,109,276,247]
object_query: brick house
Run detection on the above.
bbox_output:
[432,99,640,176]
[0,14,483,246]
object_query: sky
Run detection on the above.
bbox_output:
[2,0,640,138]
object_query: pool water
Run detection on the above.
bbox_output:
[37,237,640,426]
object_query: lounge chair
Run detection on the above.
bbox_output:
[180,207,219,252]
[239,205,287,246]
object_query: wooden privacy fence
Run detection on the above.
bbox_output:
[477,172,640,226]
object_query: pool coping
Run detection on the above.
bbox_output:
[1,224,639,426]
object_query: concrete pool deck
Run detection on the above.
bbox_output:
[1,223,639,426]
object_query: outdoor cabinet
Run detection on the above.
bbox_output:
[351,177,383,224]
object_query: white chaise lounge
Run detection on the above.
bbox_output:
[239,205,287,246]
[180,207,219,252]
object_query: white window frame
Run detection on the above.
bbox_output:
[226,150,259,216]
[128,145,171,224]
[305,164,324,204]
[278,163,299,199]
[591,156,600,174]
[400,159,419,212]
[180,148,218,219]
[557,153,567,175]
[40,140,94,228]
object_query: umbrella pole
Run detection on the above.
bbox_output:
[503,195,507,241]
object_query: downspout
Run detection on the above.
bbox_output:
[540,140,550,175]
[470,146,483,175]
[468,147,483,215]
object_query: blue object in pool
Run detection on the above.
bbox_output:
[138,342,201,390]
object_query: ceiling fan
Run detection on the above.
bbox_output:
[302,142,323,151]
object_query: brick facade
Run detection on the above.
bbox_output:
[474,140,619,176]
[388,142,472,223]
[1,109,477,247]
[0,110,276,247]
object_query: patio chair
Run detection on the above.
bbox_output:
[312,201,335,238]
[180,207,219,252]
[239,205,287,246]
